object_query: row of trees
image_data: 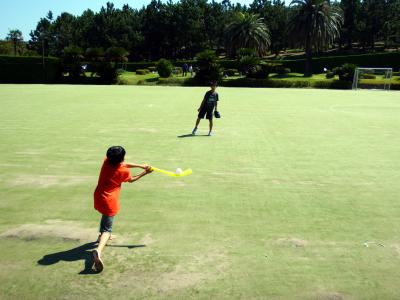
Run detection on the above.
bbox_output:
[1,0,399,78]
[17,0,398,61]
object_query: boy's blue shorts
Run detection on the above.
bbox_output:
[198,107,214,120]
[99,215,114,233]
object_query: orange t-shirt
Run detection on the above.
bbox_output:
[94,158,133,216]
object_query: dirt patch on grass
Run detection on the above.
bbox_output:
[140,233,155,245]
[9,175,95,188]
[154,248,228,293]
[275,237,308,247]
[113,248,228,293]
[0,220,98,242]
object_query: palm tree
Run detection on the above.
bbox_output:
[225,13,270,57]
[289,0,343,76]
[6,29,23,56]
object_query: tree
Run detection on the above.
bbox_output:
[340,0,360,49]
[250,0,289,56]
[29,12,54,56]
[225,12,270,57]
[6,29,23,56]
[289,0,343,76]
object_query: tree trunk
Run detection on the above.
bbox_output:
[13,40,17,56]
[304,36,312,77]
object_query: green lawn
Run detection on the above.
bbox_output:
[0,85,399,299]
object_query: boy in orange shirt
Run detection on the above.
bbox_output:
[92,146,152,272]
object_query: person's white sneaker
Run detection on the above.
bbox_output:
[192,128,197,135]
[208,131,212,136]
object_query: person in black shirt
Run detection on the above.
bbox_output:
[192,82,219,136]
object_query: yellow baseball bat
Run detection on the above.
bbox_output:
[150,166,192,177]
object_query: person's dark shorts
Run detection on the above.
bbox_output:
[198,107,214,120]
[99,215,114,233]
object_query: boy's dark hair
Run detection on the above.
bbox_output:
[106,146,126,166]
[210,81,218,86]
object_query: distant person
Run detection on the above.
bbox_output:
[192,81,220,136]
[182,63,188,77]
[189,65,193,77]
[92,146,152,272]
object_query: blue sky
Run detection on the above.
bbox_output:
[0,0,256,40]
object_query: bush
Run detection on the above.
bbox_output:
[96,61,121,83]
[247,63,275,79]
[275,66,291,75]
[173,67,183,75]
[221,77,310,88]
[360,73,376,79]
[240,55,260,75]
[237,48,258,59]
[224,69,237,76]
[136,69,150,75]
[194,50,222,85]
[333,63,356,81]
[157,59,173,78]
[312,80,352,89]
[326,71,335,79]
[158,77,193,86]
[62,46,84,78]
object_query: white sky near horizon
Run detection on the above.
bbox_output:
[0,0,262,40]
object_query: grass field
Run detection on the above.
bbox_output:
[0,85,399,300]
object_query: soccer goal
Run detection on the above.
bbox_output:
[352,67,393,90]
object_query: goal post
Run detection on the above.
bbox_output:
[352,67,393,90]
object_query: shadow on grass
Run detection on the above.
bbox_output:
[177,134,209,138]
[37,242,145,275]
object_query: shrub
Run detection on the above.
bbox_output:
[224,69,237,76]
[62,46,84,78]
[95,61,123,83]
[194,50,222,85]
[221,77,310,88]
[158,77,193,86]
[237,48,258,59]
[333,63,356,81]
[136,69,150,75]
[157,59,173,78]
[173,67,183,75]
[313,80,352,89]
[326,71,335,79]
[360,73,376,79]
[247,63,275,79]
[275,66,291,75]
[240,55,260,75]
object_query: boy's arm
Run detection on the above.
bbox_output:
[198,95,207,112]
[128,168,152,183]
[125,163,149,169]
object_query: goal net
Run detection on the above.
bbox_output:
[352,67,393,90]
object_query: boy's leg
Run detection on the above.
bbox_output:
[208,119,213,135]
[93,215,114,272]
[192,118,201,134]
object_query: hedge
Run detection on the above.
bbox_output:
[220,77,355,89]
[0,55,61,83]
[274,52,400,74]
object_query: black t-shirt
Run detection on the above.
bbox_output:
[204,91,219,110]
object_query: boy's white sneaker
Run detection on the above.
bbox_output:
[208,131,212,136]
[192,128,197,135]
